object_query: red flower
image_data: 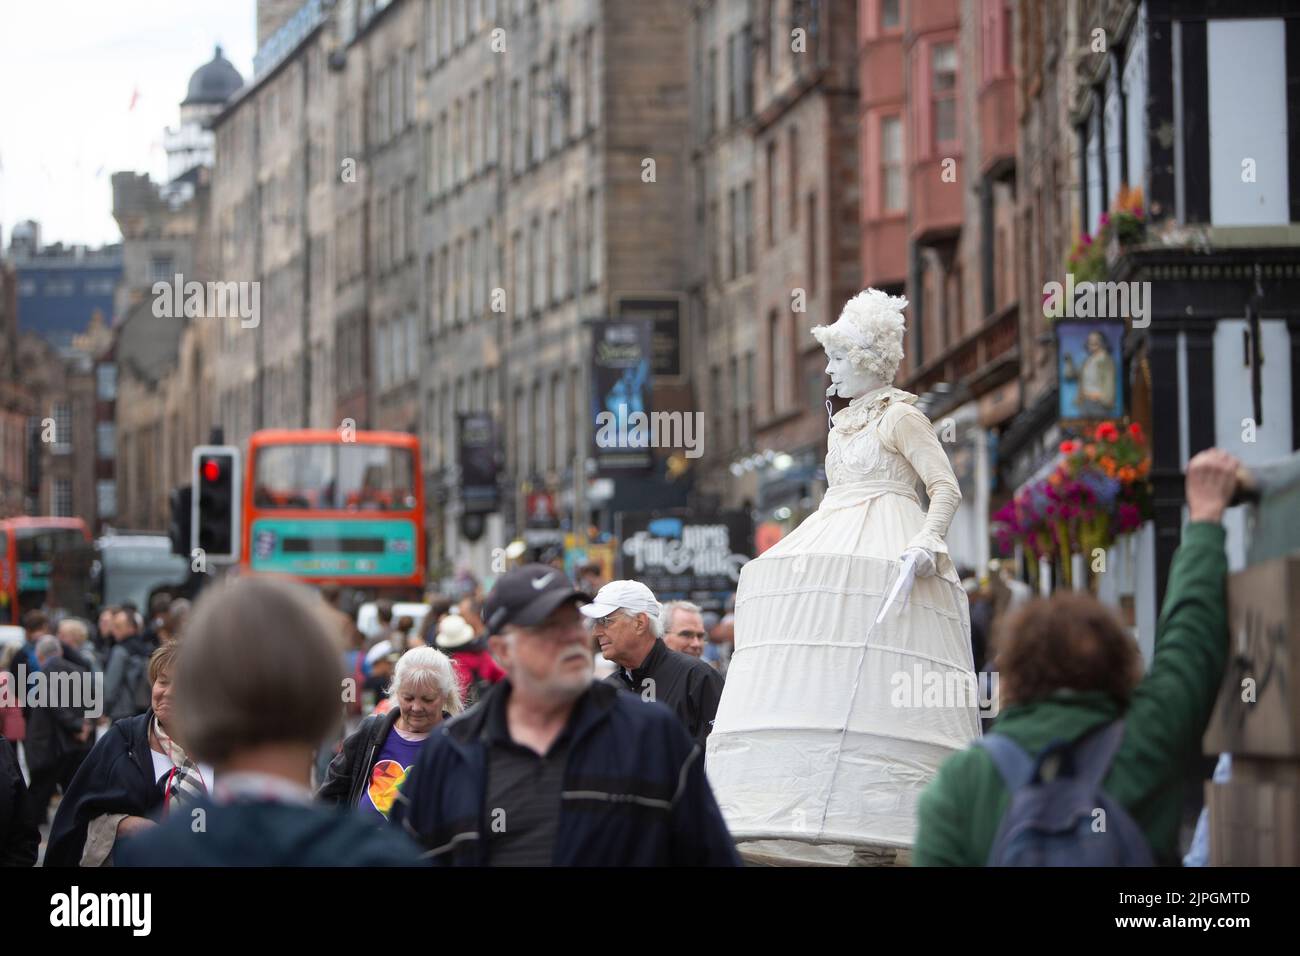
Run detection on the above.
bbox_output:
[1095,422,1119,442]
[1060,440,1079,454]
[1128,422,1143,441]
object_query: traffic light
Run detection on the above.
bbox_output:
[191,445,241,563]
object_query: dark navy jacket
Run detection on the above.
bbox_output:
[46,712,161,867]
[389,678,741,866]
[115,797,427,867]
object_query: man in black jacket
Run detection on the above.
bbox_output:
[0,736,39,866]
[583,580,724,747]
[24,635,93,827]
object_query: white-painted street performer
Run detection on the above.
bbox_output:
[706,289,981,863]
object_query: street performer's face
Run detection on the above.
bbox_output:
[824,348,884,399]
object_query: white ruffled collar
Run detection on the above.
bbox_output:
[831,385,918,435]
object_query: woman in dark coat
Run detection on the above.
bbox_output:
[0,735,39,866]
[46,643,211,866]
[319,646,462,820]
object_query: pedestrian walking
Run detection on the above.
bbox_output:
[914,448,1241,866]
[56,617,98,673]
[319,646,462,820]
[0,644,26,753]
[417,596,455,647]
[434,613,505,706]
[8,611,50,716]
[93,607,117,660]
[23,635,94,827]
[142,592,173,649]
[661,600,709,658]
[101,608,155,724]
[0,735,39,866]
[391,565,739,866]
[585,581,725,746]
[46,642,209,866]
[113,577,424,866]
[366,599,396,650]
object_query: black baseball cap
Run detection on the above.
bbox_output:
[482,564,586,635]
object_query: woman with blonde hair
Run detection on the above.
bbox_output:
[319,645,463,821]
[46,642,208,866]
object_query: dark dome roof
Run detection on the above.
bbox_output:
[182,45,243,106]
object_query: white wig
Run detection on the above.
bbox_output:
[389,645,465,715]
[811,288,908,384]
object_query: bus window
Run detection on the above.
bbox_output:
[253,444,416,512]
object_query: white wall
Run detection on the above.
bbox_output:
[1123,8,1147,195]
[1133,521,1158,667]
[1087,109,1104,233]
[1104,73,1123,208]
[1096,521,1157,669]
[1208,19,1290,226]
[1214,318,1293,570]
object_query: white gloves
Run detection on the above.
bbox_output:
[901,546,937,578]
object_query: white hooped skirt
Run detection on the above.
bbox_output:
[705,483,982,856]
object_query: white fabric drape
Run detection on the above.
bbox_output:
[706,388,981,853]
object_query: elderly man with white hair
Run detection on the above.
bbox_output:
[661,600,709,659]
[24,634,93,827]
[583,581,724,747]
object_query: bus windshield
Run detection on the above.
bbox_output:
[16,527,89,591]
[253,444,417,512]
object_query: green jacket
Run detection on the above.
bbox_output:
[913,522,1228,866]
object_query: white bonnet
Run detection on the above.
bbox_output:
[811,289,908,384]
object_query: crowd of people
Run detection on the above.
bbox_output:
[0,447,1245,865]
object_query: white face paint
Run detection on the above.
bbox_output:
[824,348,887,399]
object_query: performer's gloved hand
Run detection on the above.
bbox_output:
[901,547,937,578]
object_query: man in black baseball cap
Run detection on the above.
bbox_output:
[391,564,740,866]
[481,564,586,636]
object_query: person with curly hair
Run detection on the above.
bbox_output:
[914,448,1240,865]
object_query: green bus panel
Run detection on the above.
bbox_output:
[17,562,50,591]
[248,518,417,577]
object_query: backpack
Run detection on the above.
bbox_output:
[976,720,1154,866]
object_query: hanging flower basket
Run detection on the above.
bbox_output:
[1059,187,1148,303]
[993,421,1152,586]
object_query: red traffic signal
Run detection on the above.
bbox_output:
[202,459,221,483]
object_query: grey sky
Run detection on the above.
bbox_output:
[0,0,256,249]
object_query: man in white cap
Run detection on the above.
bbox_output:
[580,580,724,747]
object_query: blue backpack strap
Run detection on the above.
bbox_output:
[974,733,1036,790]
[1070,719,1127,790]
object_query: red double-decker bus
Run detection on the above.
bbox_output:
[0,517,92,624]
[239,430,425,600]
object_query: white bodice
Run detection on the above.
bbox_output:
[824,386,923,489]
[826,420,919,488]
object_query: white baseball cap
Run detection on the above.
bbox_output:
[578,580,662,620]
